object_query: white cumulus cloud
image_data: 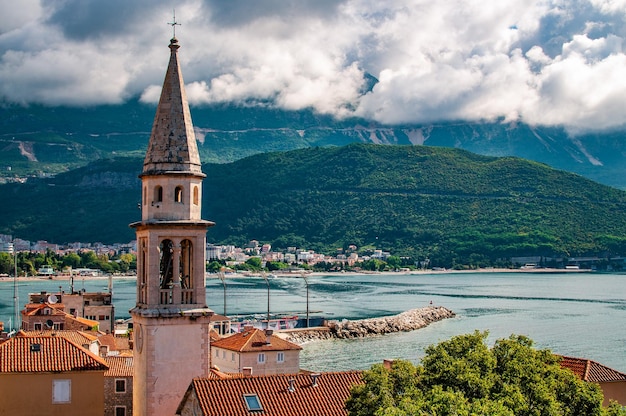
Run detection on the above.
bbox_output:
[1,0,626,133]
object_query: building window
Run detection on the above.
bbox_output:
[52,379,71,403]
[231,352,235,362]
[222,350,226,359]
[143,186,147,205]
[277,352,284,363]
[34,323,42,330]
[243,394,263,412]
[175,186,183,203]
[115,406,126,416]
[258,353,266,364]
[115,379,126,393]
[215,349,219,357]
[193,186,199,205]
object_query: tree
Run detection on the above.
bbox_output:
[346,331,623,416]
[245,257,262,271]
[0,252,13,275]
[62,252,81,269]
[206,261,223,273]
[385,255,402,271]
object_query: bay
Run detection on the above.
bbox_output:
[1,271,624,373]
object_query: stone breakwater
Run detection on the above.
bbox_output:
[283,306,455,344]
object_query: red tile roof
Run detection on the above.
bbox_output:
[19,330,99,346]
[0,335,108,373]
[559,355,626,383]
[211,328,302,353]
[178,371,363,416]
[21,303,66,316]
[98,333,118,350]
[104,356,134,377]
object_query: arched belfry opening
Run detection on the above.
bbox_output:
[180,239,193,289]
[159,239,174,290]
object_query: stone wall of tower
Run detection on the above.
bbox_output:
[132,314,211,416]
[141,175,204,222]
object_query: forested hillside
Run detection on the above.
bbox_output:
[2,144,626,267]
[2,101,626,189]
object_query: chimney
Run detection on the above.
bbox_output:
[265,329,273,345]
[383,359,395,370]
[288,378,296,393]
[243,367,253,376]
[310,373,320,387]
[243,324,254,332]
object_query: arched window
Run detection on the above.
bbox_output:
[143,186,147,206]
[180,239,193,289]
[159,239,174,290]
[193,186,199,205]
[175,186,183,203]
[154,186,163,203]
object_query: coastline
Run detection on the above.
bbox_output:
[214,267,594,279]
[0,267,594,283]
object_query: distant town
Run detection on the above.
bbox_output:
[2,233,622,278]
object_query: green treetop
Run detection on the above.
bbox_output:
[346,331,626,416]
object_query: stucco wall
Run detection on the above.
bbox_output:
[0,371,105,416]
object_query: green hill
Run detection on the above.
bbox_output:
[2,144,626,267]
[2,101,626,190]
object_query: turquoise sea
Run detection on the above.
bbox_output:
[1,271,624,373]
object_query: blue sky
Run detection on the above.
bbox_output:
[1,0,626,133]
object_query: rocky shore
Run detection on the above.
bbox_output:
[282,306,455,344]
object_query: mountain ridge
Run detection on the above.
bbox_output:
[2,144,626,268]
[1,101,625,189]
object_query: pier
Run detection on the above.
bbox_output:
[280,306,455,344]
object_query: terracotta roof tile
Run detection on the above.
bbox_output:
[211,329,302,353]
[212,314,230,321]
[68,314,99,328]
[0,336,108,373]
[559,355,626,382]
[19,330,99,346]
[182,371,363,416]
[210,328,222,342]
[98,333,118,350]
[207,368,245,380]
[22,303,66,317]
[104,356,134,377]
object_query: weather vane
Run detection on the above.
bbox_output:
[168,9,181,38]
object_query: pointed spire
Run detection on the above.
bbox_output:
[142,38,203,176]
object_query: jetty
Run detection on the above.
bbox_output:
[281,306,455,344]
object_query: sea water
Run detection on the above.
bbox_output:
[1,272,624,373]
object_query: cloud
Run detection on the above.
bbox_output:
[1,0,626,132]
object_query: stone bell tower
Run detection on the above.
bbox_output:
[130,36,214,416]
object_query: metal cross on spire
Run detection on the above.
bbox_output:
[168,9,181,38]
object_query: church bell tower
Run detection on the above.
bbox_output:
[130,36,214,416]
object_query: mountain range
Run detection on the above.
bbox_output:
[1,101,625,189]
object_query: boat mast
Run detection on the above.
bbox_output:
[12,241,18,332]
